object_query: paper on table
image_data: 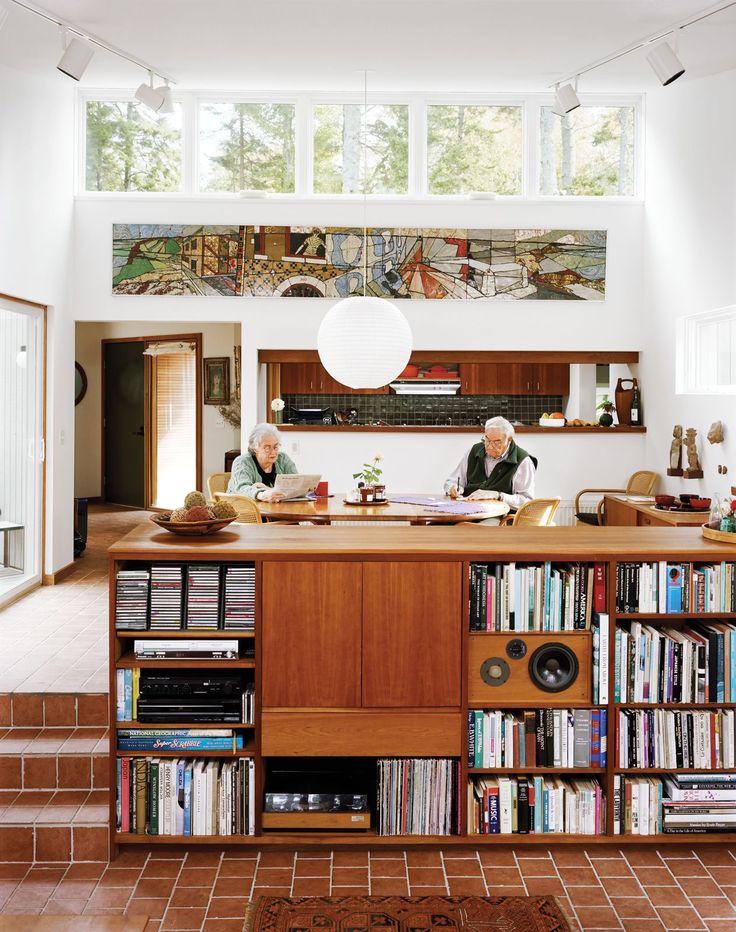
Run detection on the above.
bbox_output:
[626,495,655,502]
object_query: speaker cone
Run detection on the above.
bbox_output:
[480,657,510,687]
[528,642,579,692]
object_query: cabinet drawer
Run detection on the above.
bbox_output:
[262,711,461,757]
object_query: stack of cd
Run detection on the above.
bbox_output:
[150,565,184,630]
[223,564,256,631]
[115,569,150,630]
[186,564,222,629]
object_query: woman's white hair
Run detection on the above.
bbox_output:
[248,423,283,453]
[484,416,515,438]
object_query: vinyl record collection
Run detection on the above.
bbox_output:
[615,621,736,703]
[468,562,605,632]
[616,561,736,614]
[116,756,255,836]
[468,708,607,769]
[115,562,256,631]
[377,758,459,836]
[616,708,736,769]
[469,775,605,835]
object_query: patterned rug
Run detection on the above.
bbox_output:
[244,894,571,932]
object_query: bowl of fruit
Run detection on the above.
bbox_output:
[151,491,239,536]
[539,412,566,427]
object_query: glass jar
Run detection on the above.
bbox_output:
[373,484,386,502]
[360,486,374,503]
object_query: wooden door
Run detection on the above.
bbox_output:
[362,563,462,707]
[262,562,362,708]
[532,363,569,395]
[103,341,145,507]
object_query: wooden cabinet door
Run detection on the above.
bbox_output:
[532,363,569,395]
[318,366,389,394]
[280,363,321,393]
[362,563,462,708]
[602,496,637,527]
[460,363,523,394]
[262,562,362,708]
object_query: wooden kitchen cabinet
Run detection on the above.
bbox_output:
[279,362,388,394]
[459,362,569,395]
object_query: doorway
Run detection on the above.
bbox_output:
[102,334,202,509]
[0,295,45,605]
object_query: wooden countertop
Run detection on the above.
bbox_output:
[110,523,736,561]
[277,425,647,434]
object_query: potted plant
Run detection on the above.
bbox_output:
[353,454,384,502]
[596,396,616,427]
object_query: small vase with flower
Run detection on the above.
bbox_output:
[271,397,285,425]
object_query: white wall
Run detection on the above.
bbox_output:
[74,321,241,497]
[73,198,646,500]
[0,64,75,575]
[643,70,736,503]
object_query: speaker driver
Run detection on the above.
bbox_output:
[480,657,510,687]
[506,638,527,659]
[528,642,579,692]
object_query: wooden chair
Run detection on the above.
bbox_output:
[575,470,659,526]
[207,472,231,499]
[500,497,560,527]
[212,492,263,525]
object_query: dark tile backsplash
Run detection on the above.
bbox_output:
[284,394,564,427]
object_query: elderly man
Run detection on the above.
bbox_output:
[444,416,535,512]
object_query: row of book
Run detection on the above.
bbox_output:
[615,621,736,704]
[376,758,459,836]
[115,756,256,836]
[117,729,246,752]
[616,709,736,769]
[467,708,607,770]
[115,563,256,631]
[115,670,255,724]
[468,562,605,632]
[469,776,604,835]
[613,773,736,834]
[616,561,736,614]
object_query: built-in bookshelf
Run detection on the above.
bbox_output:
[108,525,736,850]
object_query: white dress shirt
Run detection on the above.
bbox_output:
[444,446,536,511]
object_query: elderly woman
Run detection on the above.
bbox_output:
[227,423,298,502]
[444,416,536,512]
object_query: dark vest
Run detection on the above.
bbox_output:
[464,439,531,496]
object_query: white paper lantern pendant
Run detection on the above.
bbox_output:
[318,294,412,389]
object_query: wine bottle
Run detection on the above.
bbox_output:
[630,378,641,425]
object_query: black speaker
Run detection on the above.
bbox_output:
[528,642,579,693]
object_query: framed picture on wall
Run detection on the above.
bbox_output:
[203,357,230,405]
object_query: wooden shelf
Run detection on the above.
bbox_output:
[115,630,255,638]
[617,703,736,709]
[116,655,255,668]
[616,613,736,620]
[468,767,605,774]
[615,767,734,773]
[114,721,255,729]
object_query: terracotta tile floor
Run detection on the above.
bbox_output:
[0,846,735,931]
[0,506,149,693]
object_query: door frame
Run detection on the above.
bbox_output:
[0,292,47,596]
[101,333,203,509]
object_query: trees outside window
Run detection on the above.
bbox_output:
[539,106,635,196]
[426,105,522,195]
[199,103,295,193]
[312,104,409,195]
[85,101,182,192]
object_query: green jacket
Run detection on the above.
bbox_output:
[464,440,531,496]
[227,451,298,499]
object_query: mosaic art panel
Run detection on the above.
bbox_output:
[112,225,606,299]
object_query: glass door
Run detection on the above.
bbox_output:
[0,297,45,605]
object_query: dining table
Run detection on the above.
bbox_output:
[245,493,510,525]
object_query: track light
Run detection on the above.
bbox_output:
[56,34,94,81]
[646,41,686,86]
[554,81,580,116]
[154,82,174,114]
[135,72,166,112]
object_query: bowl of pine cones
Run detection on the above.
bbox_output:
[151,491,239,536]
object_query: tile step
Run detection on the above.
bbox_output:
[0,790,109,862]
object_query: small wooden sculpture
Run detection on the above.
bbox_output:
[682,427,704,479]
[667,424,683,476]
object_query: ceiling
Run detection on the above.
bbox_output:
[2,0,736,92]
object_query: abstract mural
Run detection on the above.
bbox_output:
[112,225,606,300]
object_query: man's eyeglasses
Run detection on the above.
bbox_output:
[482,436,508,449]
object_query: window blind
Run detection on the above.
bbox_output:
[152,352,197,508]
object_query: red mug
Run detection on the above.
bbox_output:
[315,481,329,497]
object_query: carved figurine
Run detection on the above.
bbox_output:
[683,427,704,479]
[668,424,683,476]
[707,420,724,444]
